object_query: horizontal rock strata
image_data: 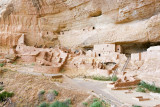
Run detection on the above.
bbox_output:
[0,0,160,48]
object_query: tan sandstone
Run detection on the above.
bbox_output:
[0,0,160,48]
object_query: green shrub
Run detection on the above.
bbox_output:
[92,76,112,81]
[90,98,110,107]
[60,69,65,73]
[53,90,59,96]
[132,105,142,107]
[136,86,146,93]
[90,101,103,107]
[93,98,99,102]
[63,99,71,105]
[12,62,17,65]
[39,90,45,95]
[83,102,88,106]
[39,102,49,107]
[111,75,118,82]
[139,81,160,93]
[0,91,14,102]
[91,75,118,82]
[31,63,35,66]
[2,68,9,72]
[49,100,70,107]
[0,86,3,91]
[0,63,4,67]
[101,100,107,105]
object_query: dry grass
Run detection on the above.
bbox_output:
[1,70,90,106]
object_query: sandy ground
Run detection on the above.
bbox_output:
[0,69,91,106]
[69,78,160,107]
[2,63,160,107]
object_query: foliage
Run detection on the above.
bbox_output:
[111,75,118,82]
[136,86,146,93]
[92,76,112,81]
[91,75,118,82]
[0,91,14,102]
[0,86,3,91]
[0,63,4,67]
[49,99,71,107]
[53,90,59,96]
[1,68,9,72]
[89,98,110,107]
[83,102,88,106]
[60,69,65,73]
[49,101,69,107]
[132,105,142,107]
[12,62,17,65]
[90,101,103,107]
[39,102,49,107]
[93,98,99,102]
[138,81,160,93]
[31,63,35,66]
[38,99,72,107]
[63,99,71,105]
[39,90,45,95]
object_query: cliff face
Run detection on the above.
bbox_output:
[0,0,160,48]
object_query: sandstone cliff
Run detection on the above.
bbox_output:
[0,0,160,48]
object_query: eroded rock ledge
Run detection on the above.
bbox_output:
[0,0,160,48]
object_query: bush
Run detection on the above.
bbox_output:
[0,86,3,91]
[31,63,35,66]
[83,98,110,107]
[90,101,103,107]
[2,68,9,72]
[132,105,142,107]
[49,100,70,107]
[136,86,146,93]
[93,98,99,102]
[53,90,59,96]
[0,63,4,67]
[63,99,71,105]
[38,99,71,107]
[60,69,65,73]
[139,81,160,93]
[91,75,118,82]
[92,76,112,81]
[12,62,17,65]
[39,90,45,95]
[39,102,49,107]
[0,91,14,102]
[83,102,88,106]
[111,75,118,82]
[90,98,110,107]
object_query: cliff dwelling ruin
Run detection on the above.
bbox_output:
[1,0,160,107]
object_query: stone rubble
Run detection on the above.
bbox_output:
[133,96,150,102]
[108,72,141,90]
[16,36,68,74]
[130,45,160,77]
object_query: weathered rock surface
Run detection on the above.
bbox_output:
[0,0,160,48]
